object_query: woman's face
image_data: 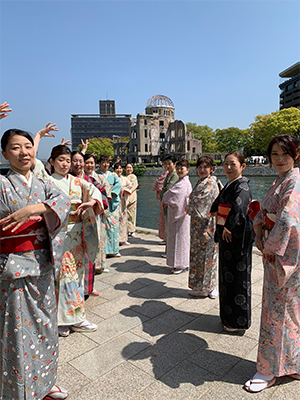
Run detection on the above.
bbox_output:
[271,143,295,177]
[71,153,84,176]
[176,165,189,180]
[223,154,245,182]
[2,134,35,176]
[84,157,95,175]
[114,165,123,177]
[51,154,71,177]
[163,160,176,173]
[197,163,212,180]
[125,164,133,175]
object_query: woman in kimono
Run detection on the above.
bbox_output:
[163,160,192,274]
[113,162,132,245]
[160,156,178,257]
[211,152,255,333]
[83,154,110,276]
[0,129,70,400]
[125,163,139,237]
[153,169,168,244]
[98,155,121,257]
[34,143,103,337]
[245,135,300,392]
[187,156,219,299]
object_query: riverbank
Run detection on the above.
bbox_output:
[145,165,278,176]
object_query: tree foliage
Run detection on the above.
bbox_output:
[249,108,300,154]
[215,127,251,153]
[186,123,217,153]
[78,137,114,158]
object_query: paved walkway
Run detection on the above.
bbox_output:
[56,230,299,400]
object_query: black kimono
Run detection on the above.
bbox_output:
[211,177,255,330]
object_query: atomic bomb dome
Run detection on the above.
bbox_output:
[146,95,175,108]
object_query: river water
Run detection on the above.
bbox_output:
[136,175,275,230]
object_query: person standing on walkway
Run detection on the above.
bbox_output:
[163,159,192,274]
[245,135,300,392]
[98,155,121,257]
[211,151,255,333]
[153,168,168,245]
[187,156,220,298]
[125,163,139,237]
[0,127,70,400]
[159,155,178,258]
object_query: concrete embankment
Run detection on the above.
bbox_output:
[145,166,278,177]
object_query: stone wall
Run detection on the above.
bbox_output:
[144,166,278,177]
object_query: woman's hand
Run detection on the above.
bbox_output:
[255,232,264,252]
[61,137,72,146]
[210,211,217,217]
[0,204,50,232]
[222,227,232,242]
[75,199,96,215]
[81,139,89,154]
[37,122,58,138]
[0,101,12,120]
[263,248,275,264]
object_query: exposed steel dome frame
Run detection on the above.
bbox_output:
[146,94,174,108]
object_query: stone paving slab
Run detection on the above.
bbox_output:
[56,231,299,400]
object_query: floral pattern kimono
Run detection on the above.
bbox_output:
[188,176,219,293]
[163,175,192,268]
[153,171,168,241]
[0,170,70,400]
[126,173,138,234]
[255,168,300,376]
[119,175,132,243]
[98,171,121,255]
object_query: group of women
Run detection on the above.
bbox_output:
[0,102,139,399]
[155,138,300,393]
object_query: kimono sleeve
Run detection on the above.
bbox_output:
[111,173,121,197]
[264,179,300,257]
[81,179,104,216]
[224,183,251,234]
[210,191,221,214]
[190,180,219,221]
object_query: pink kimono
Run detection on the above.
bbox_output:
[163,175,192,268]
[255,168,300,376]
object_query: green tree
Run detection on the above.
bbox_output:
[186,123,217,152]
[215,127,251,153]
[249,108,300,154]
[78,137,114,158]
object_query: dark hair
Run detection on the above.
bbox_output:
[99,154,109,163]
[196,155,215,170]
[267,135,300,165]
[50,145,71,174]
[163,155,177,164]
[113,162,122,171]
[71,150,84,161]
[1,129,34,151]
[84,154,95,162]
[125,163,133,169]
[224,151,245,166]
[176,159,190,169]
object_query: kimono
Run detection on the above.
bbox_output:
[211,177,255,330]
[0,170,70,400]
[188,176,219,293]
[126,173,139,234]
[255,168,300,376]
[48,173,102,326]
[160,170,178,247]
[119,175,132,243]
[98,171,121,255]
[163,175,192,268]
[153,171,168,241]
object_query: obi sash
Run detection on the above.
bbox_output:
[217,203,231,226]
[248,200,260,220]
[0,216,49,254]
[69,203,83,224]
[262,210,276,238]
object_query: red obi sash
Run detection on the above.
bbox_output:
[68,203,83,224]
[248,200,260,220]
[262,210,276,238]
[217,203,231,226]
[0,217,49,254]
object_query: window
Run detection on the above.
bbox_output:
[187,141,190,151]
[145,143,148,152]
[159,120,164,127]
[134,145,137,152]
[144,129,147,138]
[160,132,165,139]
[192,147,196,153]
[178,143,183,152]
[144,119,147,125]
[178,128,183,137]
[171,130,175,138]
[134,131,137,139]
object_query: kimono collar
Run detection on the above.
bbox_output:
[8,169,33,188]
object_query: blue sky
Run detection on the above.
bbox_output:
[1,0,299,159]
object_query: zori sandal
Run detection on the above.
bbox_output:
[43,385,68,399]
[244,372,276,393]
[289,373,300,380]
